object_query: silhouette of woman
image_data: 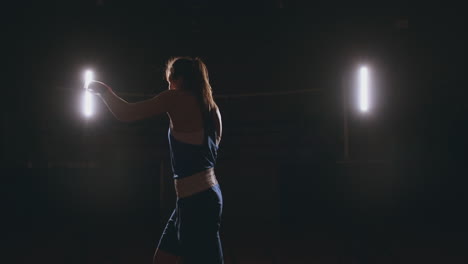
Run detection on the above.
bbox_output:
[88,57,224,264]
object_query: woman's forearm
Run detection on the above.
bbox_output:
[100,90,131,121]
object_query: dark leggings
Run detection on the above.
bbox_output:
[157,184,224,264]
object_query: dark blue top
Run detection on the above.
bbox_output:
[168,111,219,179]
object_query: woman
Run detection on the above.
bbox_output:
[88,57,224,264]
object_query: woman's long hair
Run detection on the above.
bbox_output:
[165,57,217,113]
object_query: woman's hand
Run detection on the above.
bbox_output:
[87,80,112,96]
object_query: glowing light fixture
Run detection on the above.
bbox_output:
[84,70,93,89]
[83,90,93,117]
[83,70,94,117]
[359,66,369,112]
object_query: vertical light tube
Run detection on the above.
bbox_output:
[83,70,94,117]
[84,70,93,90]
[83,90,93,117]
[359,66,369,112]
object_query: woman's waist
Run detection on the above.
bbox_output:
[174,168,218,198]
[171,156,217,179]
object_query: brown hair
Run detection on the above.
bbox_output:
[165,57,217,113]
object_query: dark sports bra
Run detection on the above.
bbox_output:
[168,110,219,179]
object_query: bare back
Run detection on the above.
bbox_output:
[167,91,222,144]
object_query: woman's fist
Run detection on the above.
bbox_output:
[87,81,111,95]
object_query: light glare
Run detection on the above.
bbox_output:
[359,66,369,112]
[83,90,94,117]
[83,70,94,117]
[84,70,94,89]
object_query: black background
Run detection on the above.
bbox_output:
[3,1,467,263]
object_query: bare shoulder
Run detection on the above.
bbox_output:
[156,89,178,98]
[158,89,192,100]
[152,89,181,106]
[159,90,197,115]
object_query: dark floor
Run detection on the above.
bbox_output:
[3,161,468,264]
[6,229,468,264]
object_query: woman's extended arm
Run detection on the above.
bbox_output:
[90,81,174,122]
